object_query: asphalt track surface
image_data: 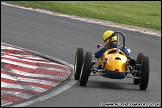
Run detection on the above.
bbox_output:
[1,4,161,107]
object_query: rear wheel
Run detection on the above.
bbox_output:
[133,53,144,84]
[74,48,83,80]
[79,52,92,86]
[139,56,149,90]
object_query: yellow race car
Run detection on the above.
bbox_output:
[74,32,149,90]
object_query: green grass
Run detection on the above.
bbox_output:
[3,1,161,31]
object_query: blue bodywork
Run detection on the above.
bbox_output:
[104,70,126,79]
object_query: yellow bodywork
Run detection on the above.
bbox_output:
[98,48,128,72]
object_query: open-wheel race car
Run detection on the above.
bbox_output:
[74,31,149,90]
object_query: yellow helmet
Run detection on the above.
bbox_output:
[102,30,117,45]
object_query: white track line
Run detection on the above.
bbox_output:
[1,90,33,99]
[1,73,59,87]
[1,82,47,93]
[1,69,66,81]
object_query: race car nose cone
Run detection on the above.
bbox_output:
[114,69,119,74]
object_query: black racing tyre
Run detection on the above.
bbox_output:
[79,52,92,86]
[133,53,144,84]
[74,48,84,80]
[139,56,150,90]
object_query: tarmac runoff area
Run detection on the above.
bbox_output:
[1,42,72,106]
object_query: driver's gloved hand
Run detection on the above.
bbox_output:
[97,44,102,49]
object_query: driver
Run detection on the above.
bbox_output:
[95,30,131,58]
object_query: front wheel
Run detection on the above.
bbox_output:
[79,52,92,86]
[139,56,149,90]
[134,53,144,84]
[74,48,84,80]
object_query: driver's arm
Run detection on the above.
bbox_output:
[120,46,130,57]
[95,47,107,58]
